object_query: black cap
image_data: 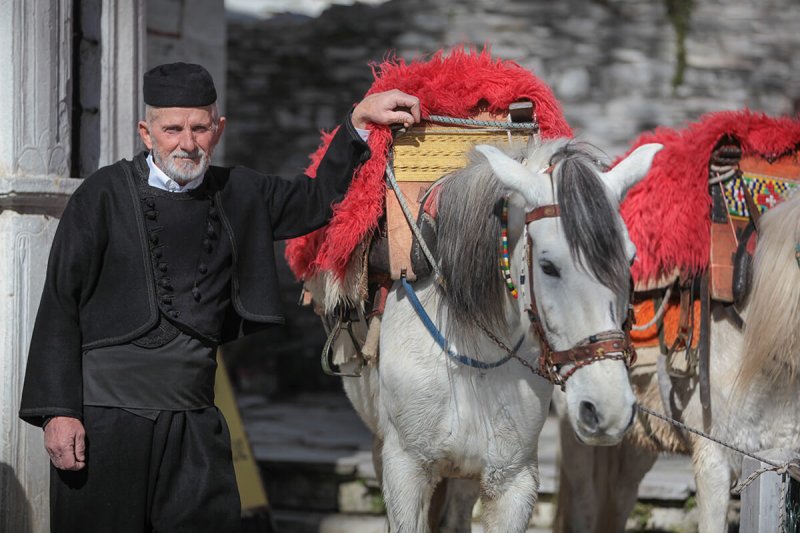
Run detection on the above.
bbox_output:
[143,62,217,107]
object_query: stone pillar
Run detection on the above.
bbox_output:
[0,2,77,532]
[99,0,147,166]
[0,2,145,531]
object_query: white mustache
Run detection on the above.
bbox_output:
[172,149,204,159]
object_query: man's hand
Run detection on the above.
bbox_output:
[44,417,87,471]
[351,89,421,130]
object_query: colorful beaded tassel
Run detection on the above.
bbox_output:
[500,198,518,299]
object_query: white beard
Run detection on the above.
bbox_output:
[151,141,211,185]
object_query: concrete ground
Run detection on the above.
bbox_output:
[239,391,697,532]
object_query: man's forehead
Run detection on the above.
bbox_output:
[151,106,214,123]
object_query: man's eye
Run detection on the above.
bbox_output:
[540,260,560,278]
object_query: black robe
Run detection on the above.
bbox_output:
[19,118,369,426]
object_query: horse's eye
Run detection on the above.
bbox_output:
[540,260,561,278]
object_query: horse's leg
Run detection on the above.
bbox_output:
[479,464,538,533]
[556,419,656,533]
[599,438,658,532]
[555,419,598,532]
[381,429,437,532]
[557,416,660,533]
[437,478,480,533]
[692,438,732,533]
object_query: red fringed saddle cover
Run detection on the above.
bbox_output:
[619,110,800,289]
[285,49,572,289]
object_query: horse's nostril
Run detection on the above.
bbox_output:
[579,400,600,430]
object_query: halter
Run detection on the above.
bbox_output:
[521,203,638,388]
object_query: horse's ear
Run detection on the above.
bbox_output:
[601,143,663,202]
[474,145,545,205]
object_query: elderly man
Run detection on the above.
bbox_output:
[19,62,419,532]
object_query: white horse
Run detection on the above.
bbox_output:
[310,137,662,532]
[555,191,800,533]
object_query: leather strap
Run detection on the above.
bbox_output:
[699,270,712,431]
[525,204,560,223]
[523,201,635,387]
[741,184,761,232]
[548,336,631,366]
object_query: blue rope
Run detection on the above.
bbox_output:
[400,277,519,369]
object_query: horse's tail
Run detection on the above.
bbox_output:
[733,192,800,397]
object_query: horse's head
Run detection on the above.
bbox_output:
[476,139,662,445]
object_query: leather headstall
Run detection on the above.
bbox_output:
[523,203,637,388]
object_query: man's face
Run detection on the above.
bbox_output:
[138,106,225,185]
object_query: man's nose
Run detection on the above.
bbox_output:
[178,130,196,152]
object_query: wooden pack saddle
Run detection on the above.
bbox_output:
[378,102,538,281]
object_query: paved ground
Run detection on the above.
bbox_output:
[239,390,696,531]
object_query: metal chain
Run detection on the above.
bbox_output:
[473,321,545,377]
[426,114,539,130]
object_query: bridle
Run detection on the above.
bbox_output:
[520,203,638,388]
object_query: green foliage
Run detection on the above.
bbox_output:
[629,502,654,530]
[664,0,693,88]
[683,494,697,511]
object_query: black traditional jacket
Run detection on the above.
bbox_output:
[19,119,368,426]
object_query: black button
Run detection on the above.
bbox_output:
[155,249,163,259]
[203,239,213,253]
[161,297,173,305]
[150,233,159,245]
[158,262,168,272]
[192,287,201,302]
[169,310,180,318]
[145,210,158,220]
[146,198,155,208]
[198,264,208,274]
[207,223,217,240]
[159,278,172,289]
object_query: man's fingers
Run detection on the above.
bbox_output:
[74,431,86,462]
[386,110,416,128]
[389,94,421,123]
[50,450,85,471]
[43,417,87,471]
[351,90,420,129]
[64,460,86,471]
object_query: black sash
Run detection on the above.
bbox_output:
[83,332,216,411]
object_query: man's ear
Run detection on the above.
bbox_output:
[138,121,153,150]
[214,116,226,144]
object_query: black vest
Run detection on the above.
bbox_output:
[134,174,233,346]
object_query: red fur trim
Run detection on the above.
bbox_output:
[286,47,571,281]
[619,110,800,285]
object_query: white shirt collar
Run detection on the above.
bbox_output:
[146,153,205,193]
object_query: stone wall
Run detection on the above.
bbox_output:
[224,0,800,395]
[147,0,227,158]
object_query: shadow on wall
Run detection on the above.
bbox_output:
[0,462,34,533]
